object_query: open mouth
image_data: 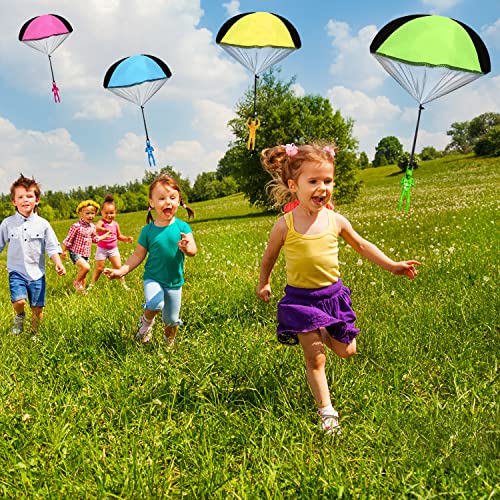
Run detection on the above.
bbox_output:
[312,196,324,205]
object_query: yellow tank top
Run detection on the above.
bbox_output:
[283,210,340,288]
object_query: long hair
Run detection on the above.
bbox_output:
[146,174,194,224]
[260,143,337,208]
[10,173,41,213]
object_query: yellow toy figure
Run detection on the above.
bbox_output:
[246,117,260,150]
[398,169,415,213]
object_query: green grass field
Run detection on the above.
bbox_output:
[0,155,498,497]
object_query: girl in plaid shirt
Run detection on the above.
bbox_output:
[61,200,109,293]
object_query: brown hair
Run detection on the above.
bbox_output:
[260,143,337,208]
[101,193,116,212]
[146,174,194,223]
[10,173,41,213]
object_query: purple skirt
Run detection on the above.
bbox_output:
[277,279,359,346]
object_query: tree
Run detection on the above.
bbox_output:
[419,146,442,161]
[468,112,500,142]
[397,152,419,172]
[446,120,473,154]
[373,136,403,166]
[474,125,500,157]
[218,68,361,208]
[358,151,370,169]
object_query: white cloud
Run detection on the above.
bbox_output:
[223,0,240,17]
[0,117,86,195]
[191,99,235,143]
[420,0,462,12]
[115,132,224,182]
[326,20,384,91]
[290,83,305,97]
[73,96,124,120]
[482,18,500,50]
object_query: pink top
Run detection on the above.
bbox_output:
[97,220,119,250]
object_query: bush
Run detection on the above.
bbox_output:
[398,152,419,172]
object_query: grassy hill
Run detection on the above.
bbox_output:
[0,155,498,497]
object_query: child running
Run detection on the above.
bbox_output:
[61,200,109,293]
[256,143,420,434]
[0,174,66,337]
[104,174,197,347]
[89,194,133,290]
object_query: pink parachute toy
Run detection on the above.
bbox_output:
[19,14,73,103]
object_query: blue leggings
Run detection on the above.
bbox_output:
[143,280,182,327]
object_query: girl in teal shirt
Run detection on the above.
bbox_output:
[105,174,196,347]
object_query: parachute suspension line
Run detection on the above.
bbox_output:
[409,104,424,170]
[252,74,259,118]
[141,106,150,141]
[48,55,60,103]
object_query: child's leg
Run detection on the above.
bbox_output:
[108,255,127,287]
[321,328,357,358]
[162,287,182,346]
[90,259,106,285]
[12,298,26,316]
[298,329,331,409]
[75,258,91,287]
[31,306,43,333]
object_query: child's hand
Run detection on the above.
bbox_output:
[61,251,67,260]
[256,284,272,302]
[126,236,134,243]
[178,232,189,253]
[392,260,421,279]
[55,264,66,276]
[103,268,121,280]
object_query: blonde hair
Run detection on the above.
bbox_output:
[76,199,100,214]
[261,143,337,208]
[147,174,194,223]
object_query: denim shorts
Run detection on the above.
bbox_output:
[143,279,183,327]
[9,271,46,307]
[70,251,89,264]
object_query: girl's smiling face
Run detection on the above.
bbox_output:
[288,160,334,212]
[149,182,180,225]
[101,204,117,223]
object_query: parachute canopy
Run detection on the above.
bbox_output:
[216,11,301,76]
[103,54,173,166]
[103,54,172,107]
[370,14,491,105]
[19,14,73,56]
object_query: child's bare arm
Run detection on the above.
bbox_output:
[336,213,420,279]
[104,244,147,279]
[257,217,287,301]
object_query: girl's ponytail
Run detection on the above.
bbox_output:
[146,206,154,224]
[180,199,195,220]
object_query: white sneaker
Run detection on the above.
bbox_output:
[11,313,25,335]
[319,409,342,435]
[135,315,154,343]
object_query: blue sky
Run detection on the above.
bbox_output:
[0,0,498,195]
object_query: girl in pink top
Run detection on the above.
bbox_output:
[90,194,133,289]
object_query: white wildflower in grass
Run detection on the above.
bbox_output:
[357,259,363,266]
[370,281,376,285]
[389,248,394,253]
[483,276,490,282]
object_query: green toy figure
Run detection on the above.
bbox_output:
[398,169,414,212]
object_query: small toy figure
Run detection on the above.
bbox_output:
[246,117,260,150]
[52,82,60,103]
[398,169,415,212]
[145,140,156,167]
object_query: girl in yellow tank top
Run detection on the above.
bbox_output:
[257,143,420,434]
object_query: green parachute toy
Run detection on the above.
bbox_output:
[370,15,491,211]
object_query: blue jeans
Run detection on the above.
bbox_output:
[9,271,46,307]
[143,280,182,326]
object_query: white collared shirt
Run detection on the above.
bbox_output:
[0,211,61,281]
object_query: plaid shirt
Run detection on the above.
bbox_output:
[63,220,98,257]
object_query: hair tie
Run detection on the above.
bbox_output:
[182,204,187,209]
[281,143,298,157]
[148,206,152,211]
[323,146,336,158]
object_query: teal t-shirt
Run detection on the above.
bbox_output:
[138,218,193,288]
